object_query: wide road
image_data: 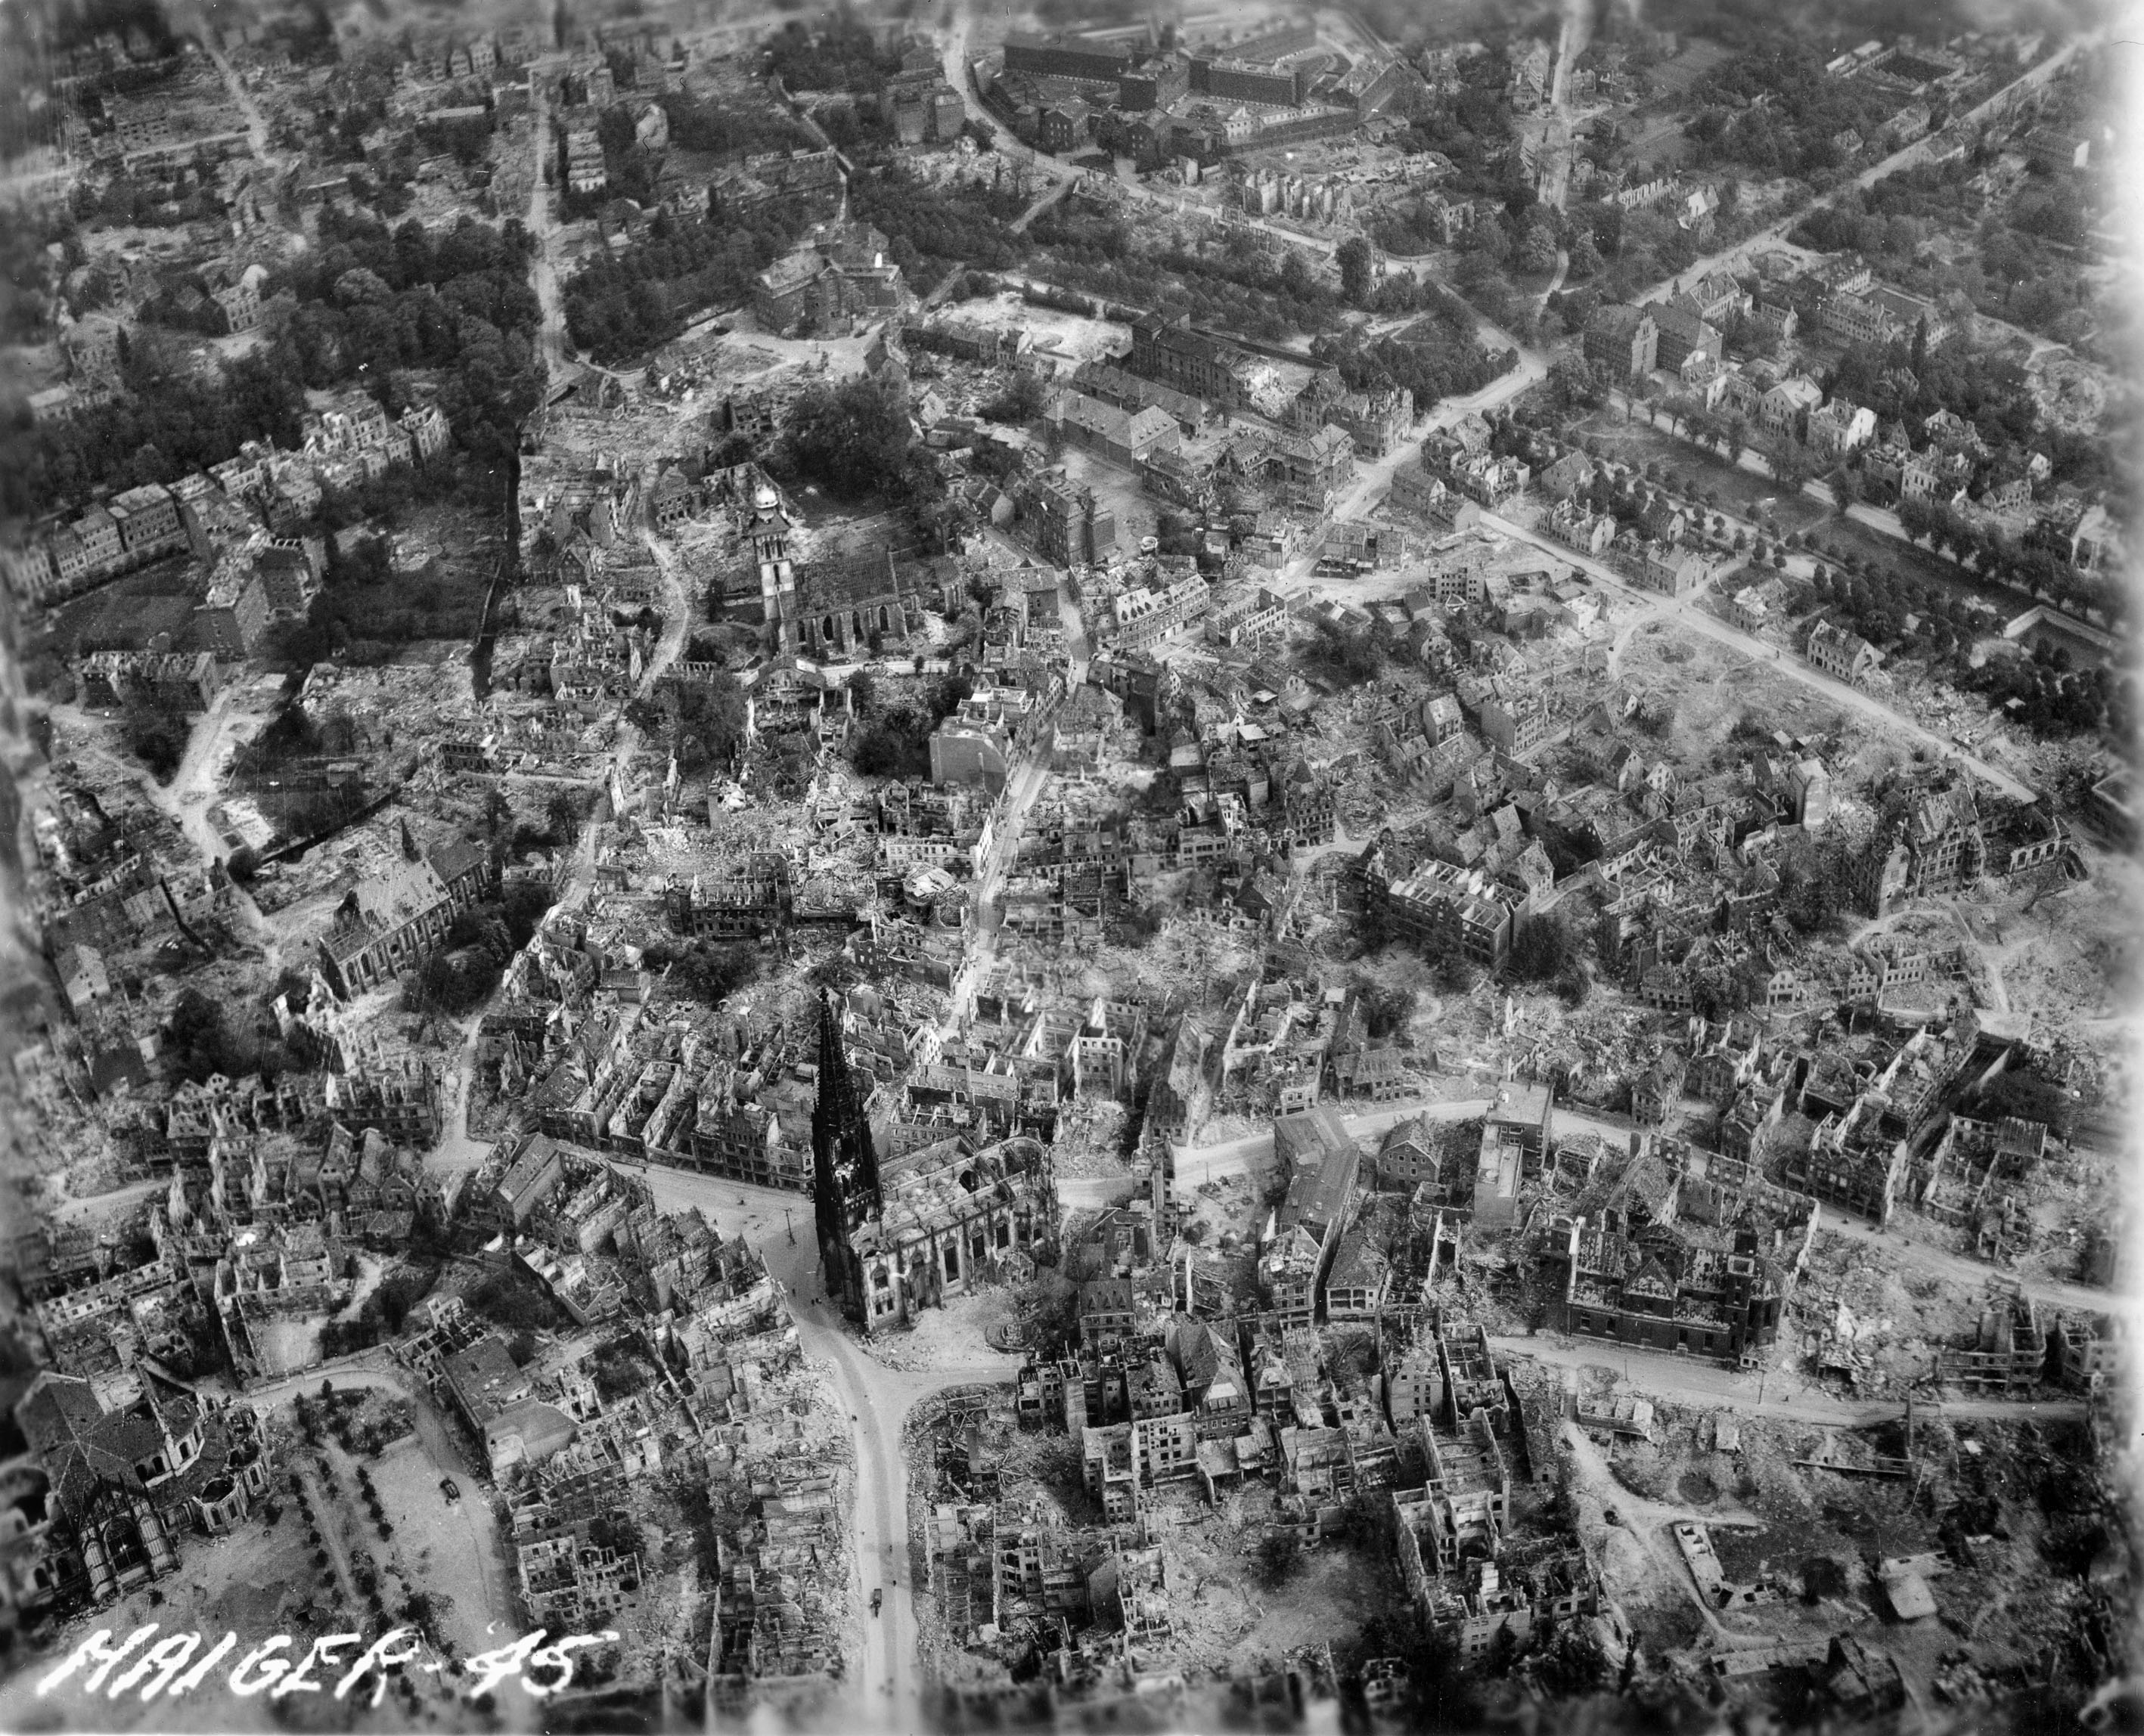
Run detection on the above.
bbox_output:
[526,81,569,379]
[1495,1332,2091,1427]
[1475,505,2039,801]
[1600,386,2115,647]
[634,1166,1018,1722]
[1263,325,1553,601]
[203,36,275,164]
[1628,33,2090,311]
[42,694,280,951]
[935,749,1051,1042]
[1150,1094,2132,1322]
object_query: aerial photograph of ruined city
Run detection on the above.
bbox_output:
[0,0,2136,1725]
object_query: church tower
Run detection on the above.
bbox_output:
[747,482,796,653]
[811,993,882,1308]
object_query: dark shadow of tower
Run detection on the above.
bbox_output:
[811,990,882,1316]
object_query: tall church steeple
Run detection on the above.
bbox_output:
[811,992,882,1286]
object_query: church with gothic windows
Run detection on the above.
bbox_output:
[811,997,1060,1335]
[8,1369,271,1617]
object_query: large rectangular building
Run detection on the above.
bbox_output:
[1125,314,1254,409]
[1002,32,1136,85]
[1361,845,1514,968]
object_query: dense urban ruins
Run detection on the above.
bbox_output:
[0,0,2135,1729]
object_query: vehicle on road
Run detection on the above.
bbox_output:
[870,1589,883,1616]
[441,1478,461,1503]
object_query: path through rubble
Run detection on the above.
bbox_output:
[1497,1335,2090,1427]
[632,1166,1019,1719]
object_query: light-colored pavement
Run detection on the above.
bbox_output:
[634,1165,1019,1717]
[45,693,279,950]
[1497,1334,2091,1426]
[1809,1205,2134,1319]
[637,523,694,698]
[202,37,274,163]
[1603,389,2110,643]
[1160,1096,2131,1322]
[1475,506,2039,801]
[935,751,1051,1041]
[526,83,569,378]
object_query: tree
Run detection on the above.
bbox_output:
[545,788,585,845]
[122,698,190,783]
[1509,911,1578,982]
[631,674,746,777]
[163,989,253,1084]
[1336,235,1374,307]
[1254,1530,1302,1588]
[1518,221,1558,276]
[978,370,1044,424]
[782,374,914,503]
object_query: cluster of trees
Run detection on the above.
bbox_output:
[1392,48,1519,203]
[1568,200,1707,308]
[626,671,747,777]
[780,373,918,503]
[411,881,557,1014]
[1959,639,2125,739]
[1308,618,1384,684]
[267,519,488,669]
[1805,560,2125,737]
[1026,212,1339,343]
[162,988,261,1086]
[849,168,1031,289]
[1770,832,1851,935]
[1792,157,2099,346]
[122,695,191,782]
[317,1263,441,1358]
[465,1266,568,1335]
[763,17,901,96]
[978,370,1045,425]
[1808,560,1973,654]
[74,172,219,231]
[1311,302,1513,411]
[1,333,306,520]
[1680,36,1919,178]
[271,208,542,463]
[1887,496,2123,624]
[563,200,805,362]
[658,90,815,160]
[643,939,761,1006]
[1510,910,1589,1006]
[850,670,973,779]
[415,110,497,167]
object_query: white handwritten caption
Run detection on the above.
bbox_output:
[35,1625,620,1707]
